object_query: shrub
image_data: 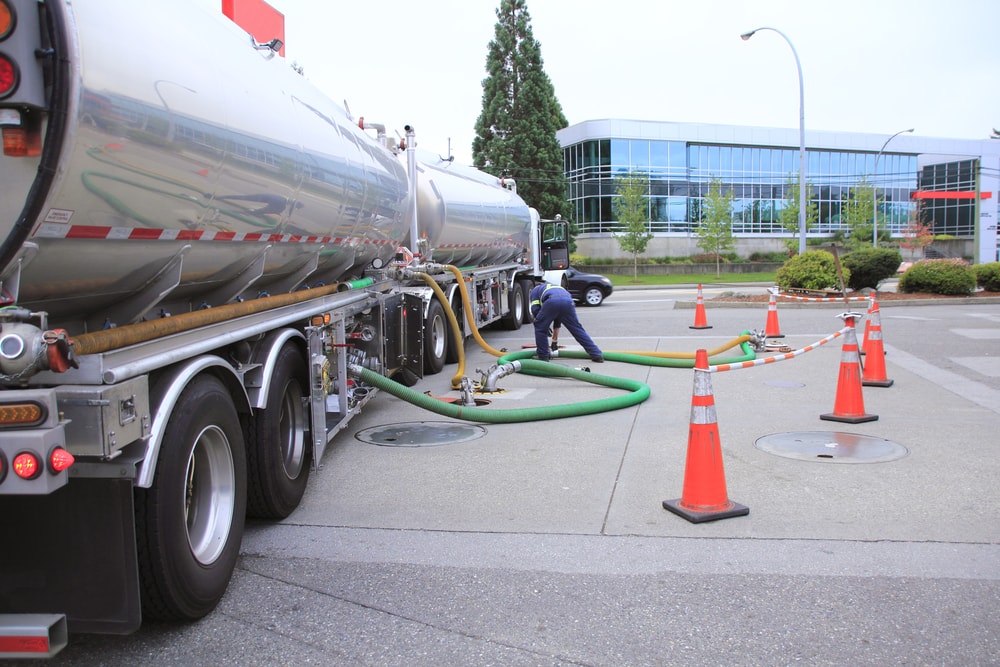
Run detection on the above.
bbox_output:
[749,251,790,263]
[690,253,729,264]
[972,262,1000,292]
[898,259,976,295]
[775,250,850,291]
[841,247,903,290]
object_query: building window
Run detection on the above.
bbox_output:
[562,137,919,238]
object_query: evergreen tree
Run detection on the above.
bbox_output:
[473,0,568,221]
[612,171,653,281]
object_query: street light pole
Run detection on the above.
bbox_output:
[742,27,806,255]
[872,128,914,247]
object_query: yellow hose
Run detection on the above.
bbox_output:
[441,264,751,362]
[445,264,507,358]
[415,273,466,389]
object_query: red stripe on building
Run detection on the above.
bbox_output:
[912,191,992,200]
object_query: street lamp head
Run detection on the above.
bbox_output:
[740,31,756,41]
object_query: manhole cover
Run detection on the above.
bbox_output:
[356,421,488,447]
[754,431,909,463]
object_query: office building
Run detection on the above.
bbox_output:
[558,119,1000,262]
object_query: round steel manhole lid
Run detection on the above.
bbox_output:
[754,431,909,463]
[356,421,488,447]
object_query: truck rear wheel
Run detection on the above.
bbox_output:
[501,282,524,331]
[424,298,447,374]
[518,278,535,323]
[446,296,464,363]
[136,374,247,621]
[244,343,310,519]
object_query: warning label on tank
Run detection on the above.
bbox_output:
[44,209,74,224]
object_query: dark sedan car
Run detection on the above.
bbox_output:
[564,267,614,306]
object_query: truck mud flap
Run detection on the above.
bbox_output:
[0,478,141,635]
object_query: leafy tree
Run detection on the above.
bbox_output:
[611,171,652,281]
[696,177,736,276]
[899,203,934,261]
[779,173,818,255]
[840,177,878,251]
[473,0,568,220]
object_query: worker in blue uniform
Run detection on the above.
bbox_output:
[529,280,603,363]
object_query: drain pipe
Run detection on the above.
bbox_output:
[404,125,421,262]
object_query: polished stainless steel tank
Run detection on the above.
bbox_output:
[1,0,532,333]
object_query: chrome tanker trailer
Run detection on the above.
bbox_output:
[0,0,568,656]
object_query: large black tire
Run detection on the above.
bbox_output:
[424,298,447,375]
[135,374,247,621]
[518,279,535,323]
[501,282,524,330]
[243,343,310,520]
[445,296,464,364]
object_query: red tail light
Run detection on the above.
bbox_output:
[0,53,17,100]
[49,447,74,473]
[12,451,41,480]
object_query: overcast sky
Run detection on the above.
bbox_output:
[207,0,998,165]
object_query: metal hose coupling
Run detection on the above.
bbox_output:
[748,329,768,351]
[481,360,522,393]
[399,262,446,279]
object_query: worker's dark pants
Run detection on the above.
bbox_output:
[533,296,602,360]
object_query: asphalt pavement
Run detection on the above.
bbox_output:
[26,286,1000,666]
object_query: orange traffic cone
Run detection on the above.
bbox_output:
[821,313,878,423]
[862,300,893,387]
[860,294,875,356]
[663,349,749,523]
[764,289,784,338]
[689,284,712,330]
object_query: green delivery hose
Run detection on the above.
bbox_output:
[353,360,650,423]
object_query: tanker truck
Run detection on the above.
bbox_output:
[0,0,570,656]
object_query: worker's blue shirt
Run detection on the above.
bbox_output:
[529,283,572,318]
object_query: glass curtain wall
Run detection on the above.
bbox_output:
[563,138,918,237]
[916,159,978,236]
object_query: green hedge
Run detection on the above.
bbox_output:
[972,262,1000,292]
[776,250,849,291]
[898,259,976,295]
[841,248,902,290]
